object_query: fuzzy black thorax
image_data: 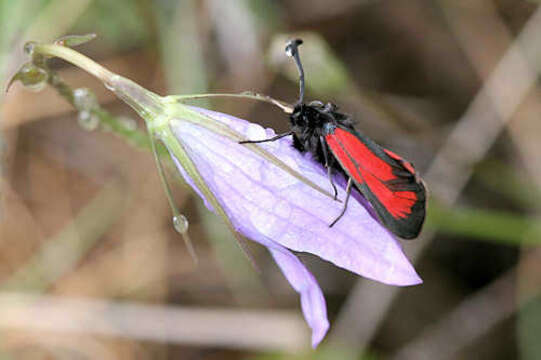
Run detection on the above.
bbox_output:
[289,101,353,163]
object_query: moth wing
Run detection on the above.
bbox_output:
[325,127,426,239]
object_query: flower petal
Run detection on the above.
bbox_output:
[169,152,330,346]
[170,107,422,287]
[267,245,329,348]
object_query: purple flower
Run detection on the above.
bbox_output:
[9,35,419,348]
[167,107,422,347]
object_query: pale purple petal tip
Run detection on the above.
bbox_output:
[268,246,329,347]
[166,106,422,346]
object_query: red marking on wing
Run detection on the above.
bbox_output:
[325,128,417,219]
[383,149,416,174]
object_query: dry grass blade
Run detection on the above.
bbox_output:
[0,292,309,352]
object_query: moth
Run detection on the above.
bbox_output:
[242,39,426,239]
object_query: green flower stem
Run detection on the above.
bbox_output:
[33,43,114,84]
[32,42,162,126]
[47,71,75,103]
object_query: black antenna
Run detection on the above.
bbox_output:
[285,39,305,105]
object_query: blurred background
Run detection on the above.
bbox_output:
[1,0,541,359]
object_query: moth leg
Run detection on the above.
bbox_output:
[320,136,338,200]
[239,131,293,144]
[329,177,353,227]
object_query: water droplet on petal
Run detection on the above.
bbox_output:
[173,214,189,234]
[104,74,121,91]
[77,110,100,131]
[73,88,98,111]
[246,123,266,140]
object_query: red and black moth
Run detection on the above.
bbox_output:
[242,39,426,239]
